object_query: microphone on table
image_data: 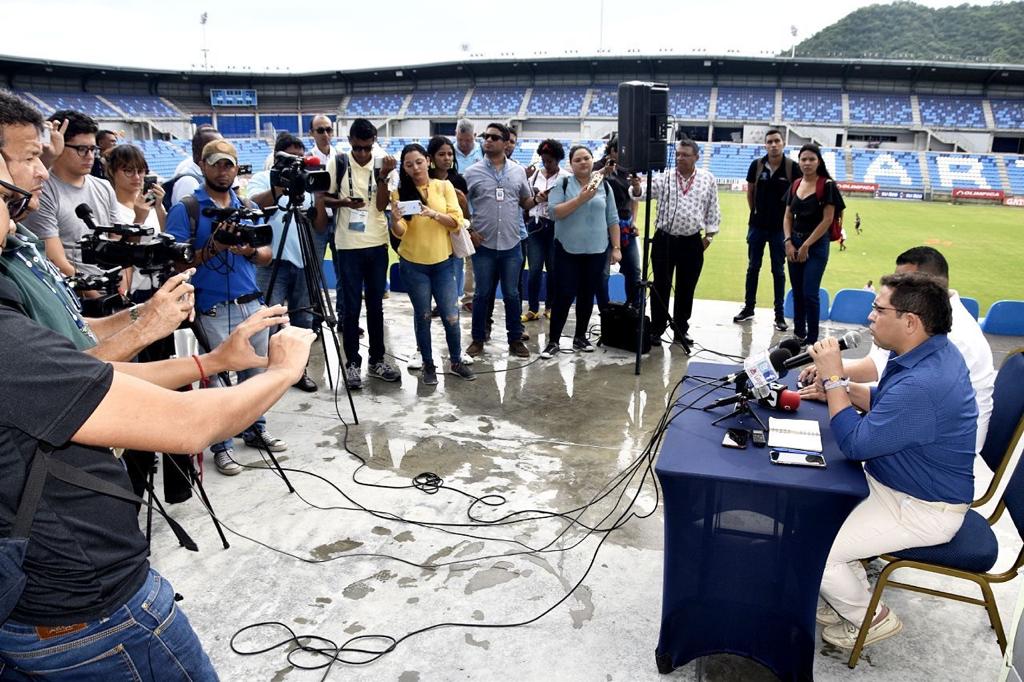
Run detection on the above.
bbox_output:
[782,331,863,370]
[757,383,801,412]
[719,347,792,385]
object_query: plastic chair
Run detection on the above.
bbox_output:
[981,301,1024,336]
[828,289,875,326]
[607,273,626,302]
[846,350,1024,668]
[783,288,831,323]
[960,296,981,321]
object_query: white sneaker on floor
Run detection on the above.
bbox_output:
[214,449,242,476]
[816,601,843,626]
[822,608,902,649]
[407,350,423,371]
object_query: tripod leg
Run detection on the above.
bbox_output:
[145,465,155,544]
[635,174,655,376]
[188,459,230,550]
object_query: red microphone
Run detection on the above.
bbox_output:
[303,156,323,169]
[758,383,801,412]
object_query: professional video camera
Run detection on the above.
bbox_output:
[202,206,274,248]
[75,204,193,283]
[67,267,129,317]
[269,151,331,200]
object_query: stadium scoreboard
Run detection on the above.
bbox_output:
[210,89,257,107]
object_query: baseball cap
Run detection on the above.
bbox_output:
[202,139,238,165]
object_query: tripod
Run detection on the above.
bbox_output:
[705,380,769,432]
[264,190,359,426]
[633,170,655,376]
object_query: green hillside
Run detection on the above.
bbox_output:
[793,1,1024,64]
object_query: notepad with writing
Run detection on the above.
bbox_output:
[768,418,823,452]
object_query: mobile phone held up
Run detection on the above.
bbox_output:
[769,449,826,468]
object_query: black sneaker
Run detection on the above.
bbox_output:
[421,363,438,385]
[448,361,476,381]
[540,342,560,359]
[572,337,595,352]
[774,316,788,332]
[733,308,755,323]
[293,370,318,393]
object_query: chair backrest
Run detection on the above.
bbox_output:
[980,348,1024,473]
[828,289,875,325]
[783,288,831,321]
[981,301,1024,336]
[960,296,981,321]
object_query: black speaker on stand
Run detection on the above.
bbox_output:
[616,81,669,375]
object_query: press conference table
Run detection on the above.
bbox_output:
[654,362,869,682]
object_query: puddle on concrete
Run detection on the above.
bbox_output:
[372,526,392,536]
[398,672,421,682]
[315,597,332,604]
[471,610,484,621]
[344,622,365,634]
[464,563,520,595]
[465,633,490,650]
[569,585,594,628]
[310,538,364,561]
[270,665,294,681]
[393,531,415,543]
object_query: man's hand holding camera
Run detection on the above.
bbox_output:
[136,270,196,335]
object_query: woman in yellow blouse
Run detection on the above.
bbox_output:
[390,143,475,385]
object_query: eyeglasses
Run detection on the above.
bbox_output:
[314,127,333,135]
[480,133,504,142]
[871,303,911,316]
[350,144,373,152]
[117,167,147,177]
[0,178,33,218]
[66,144,101,158]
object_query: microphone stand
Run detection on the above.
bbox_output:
[705,378,768,432]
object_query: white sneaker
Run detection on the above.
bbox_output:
[407,350,423,371]
[822,608,902,649]
[214,449,242,476]
[816,601,843,626]
[461,353,474,365]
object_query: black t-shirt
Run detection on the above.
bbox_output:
[445,171,468,195]
[746,156,799,231]
[594,158,632,220]
[0,276,149,625]
[783,178,845,236]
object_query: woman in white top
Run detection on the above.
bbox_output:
[522,139,570,321]
[107,144,166,298]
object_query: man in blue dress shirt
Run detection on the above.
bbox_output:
[807,272,976,650]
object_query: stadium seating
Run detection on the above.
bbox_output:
[926,152,1002,191]
[668,87,711,120]
[406,89,464,116]
[1006,156,1024,194]
[28,91,119,118]
[828,289,875,326]
[258,114,301,134]
[345,93,404,117]
[782,89,842,124]
[918,95,986,129]
[783,288,831,323]
[715,87,774,121]
[981,301,1024,336]
[990,99,1024,129]
[105,95,183,119]
[217,114,257,138]
[466,87,525,116]
[527,87,586,117]
[707,144,844,182]
[851,149,924,189]
[960,296,981,321]
[587,86,618,117]
[847,92,913,126]
[191,114,214,127]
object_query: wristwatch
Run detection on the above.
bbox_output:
[704,235,714,243]
[823,375,851,393]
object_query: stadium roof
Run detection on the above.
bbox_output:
[3,52,1023,90]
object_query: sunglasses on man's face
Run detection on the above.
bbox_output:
[350,144,373,152]
[314,127,333,135]
[0,178,32,218]
[481,133,505,142]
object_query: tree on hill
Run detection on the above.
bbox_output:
[791,1,1024,64]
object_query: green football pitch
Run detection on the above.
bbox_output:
[634,192,1024,313]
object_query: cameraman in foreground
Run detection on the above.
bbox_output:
[166,139,285,475]
[1,173,314,679]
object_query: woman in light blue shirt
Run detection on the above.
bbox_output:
[540,145,620,358]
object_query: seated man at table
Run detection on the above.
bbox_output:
[806,272,976,650]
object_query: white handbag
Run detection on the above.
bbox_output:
[450,219,476,258]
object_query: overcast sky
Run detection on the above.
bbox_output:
[0,0,1000,74]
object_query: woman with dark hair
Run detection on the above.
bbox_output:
[107,144,166,295]
[390,143,474,385]
[593,135,641,309]
[540,145,620,359]
[427,135,471,309]
[783,143,844,345]
[522,138,569,322]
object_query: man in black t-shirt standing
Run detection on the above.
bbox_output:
[734,129,798,331]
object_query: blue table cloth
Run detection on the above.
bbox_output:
[654,362,869,681]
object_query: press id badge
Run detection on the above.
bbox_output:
[348,208,368,233]
[495,187,505,201]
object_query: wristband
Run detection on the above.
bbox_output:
[129,304,141,323]
[192,354,210,388]
[823,375,850,393]
[784,237,793,243]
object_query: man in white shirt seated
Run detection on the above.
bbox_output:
[800,245,995,453]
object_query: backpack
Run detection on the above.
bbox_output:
[161,171,203,212]
[790,177,844,242]
[178,194,202,245]
[752,156,796,216]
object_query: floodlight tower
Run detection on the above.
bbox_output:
[200,12,209,69]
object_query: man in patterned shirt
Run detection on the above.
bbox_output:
[635,139,721,352]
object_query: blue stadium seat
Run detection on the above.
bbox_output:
[851,149,923,189]
[528,87,586,117]
[668,87,711,120]
[607,273,626,302]
[782,89,842,124]
[919,96,986,129]
[407,89,464,116]
[715,87,774,121]
[1004,156,1024,194]
[466,87,525,116]
[828,289,875,325]
[990,99,1024,130]
[346,93,404,116]
[927,152,1003,191]
[587,86,618,117]
[981,301,1024,336]
[28,91,119,118]
[783,288,830,323]
[106,95,182,118]
[847,92,913,126]
[960,296,981,321]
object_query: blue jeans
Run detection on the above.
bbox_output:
[336,245,388,368]
[471,244,524,344]
[399,256,461,366]
[454,257,466,300]
[255,261,313,329]
[597,222,641,308]
[525,218,555,312]
[0,569,217,681]
[194,297,268,452]
[787,234,830,344]
[744,227,786,314]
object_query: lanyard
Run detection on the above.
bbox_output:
[677,170,697,196]
[347,157,375,200]
[13,249,92,335]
